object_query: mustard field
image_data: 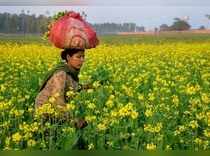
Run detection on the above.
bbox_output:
[0,36,210,150]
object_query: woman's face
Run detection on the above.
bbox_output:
[67,51,85,70]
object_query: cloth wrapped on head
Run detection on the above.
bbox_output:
[48,11,99,49]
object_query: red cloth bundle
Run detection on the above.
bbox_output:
[48,11,99,49]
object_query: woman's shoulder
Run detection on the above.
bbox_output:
[50,70,67,82]
[52,70,76,82]
[41,70,67,92]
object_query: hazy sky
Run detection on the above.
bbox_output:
[0,0,210,29]
[1,0,210,6]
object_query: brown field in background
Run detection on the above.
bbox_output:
[118,29,210,35]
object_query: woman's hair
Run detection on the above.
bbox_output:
[61,48,85,62]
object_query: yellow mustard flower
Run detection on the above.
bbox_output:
[146,143,157,150]
[12,132,22,143]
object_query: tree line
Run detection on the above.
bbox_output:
[0,12,51,34]
[0,12,146,35]
[0,12,209,35]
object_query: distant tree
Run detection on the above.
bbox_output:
[199,25,206,30]
[92,22,142,34]
[154,27,158,32]
[170,18,191,31]
[37,15,49,34]
[136,26,145,32]
[159,24,170,31]
[205,14,210,28]
[20,10,26,34]
[205,14,210,20]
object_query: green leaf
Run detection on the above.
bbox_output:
[62,132,78,150]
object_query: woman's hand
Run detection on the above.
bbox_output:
[82,83,93,90]
[74,118,88,129]
[78,83,93,91]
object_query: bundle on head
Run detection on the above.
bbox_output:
[48,11,99,49]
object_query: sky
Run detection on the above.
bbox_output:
[0,0,210,29]
[1,0,210,6]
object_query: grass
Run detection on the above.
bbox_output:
[1,32,210,45]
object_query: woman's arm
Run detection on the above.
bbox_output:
[42,70,67,110]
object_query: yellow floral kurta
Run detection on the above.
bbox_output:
[35,70,79,109]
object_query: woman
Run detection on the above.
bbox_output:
[35,10,98,149]
[35,48,89,149]
[35,48,88,128]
